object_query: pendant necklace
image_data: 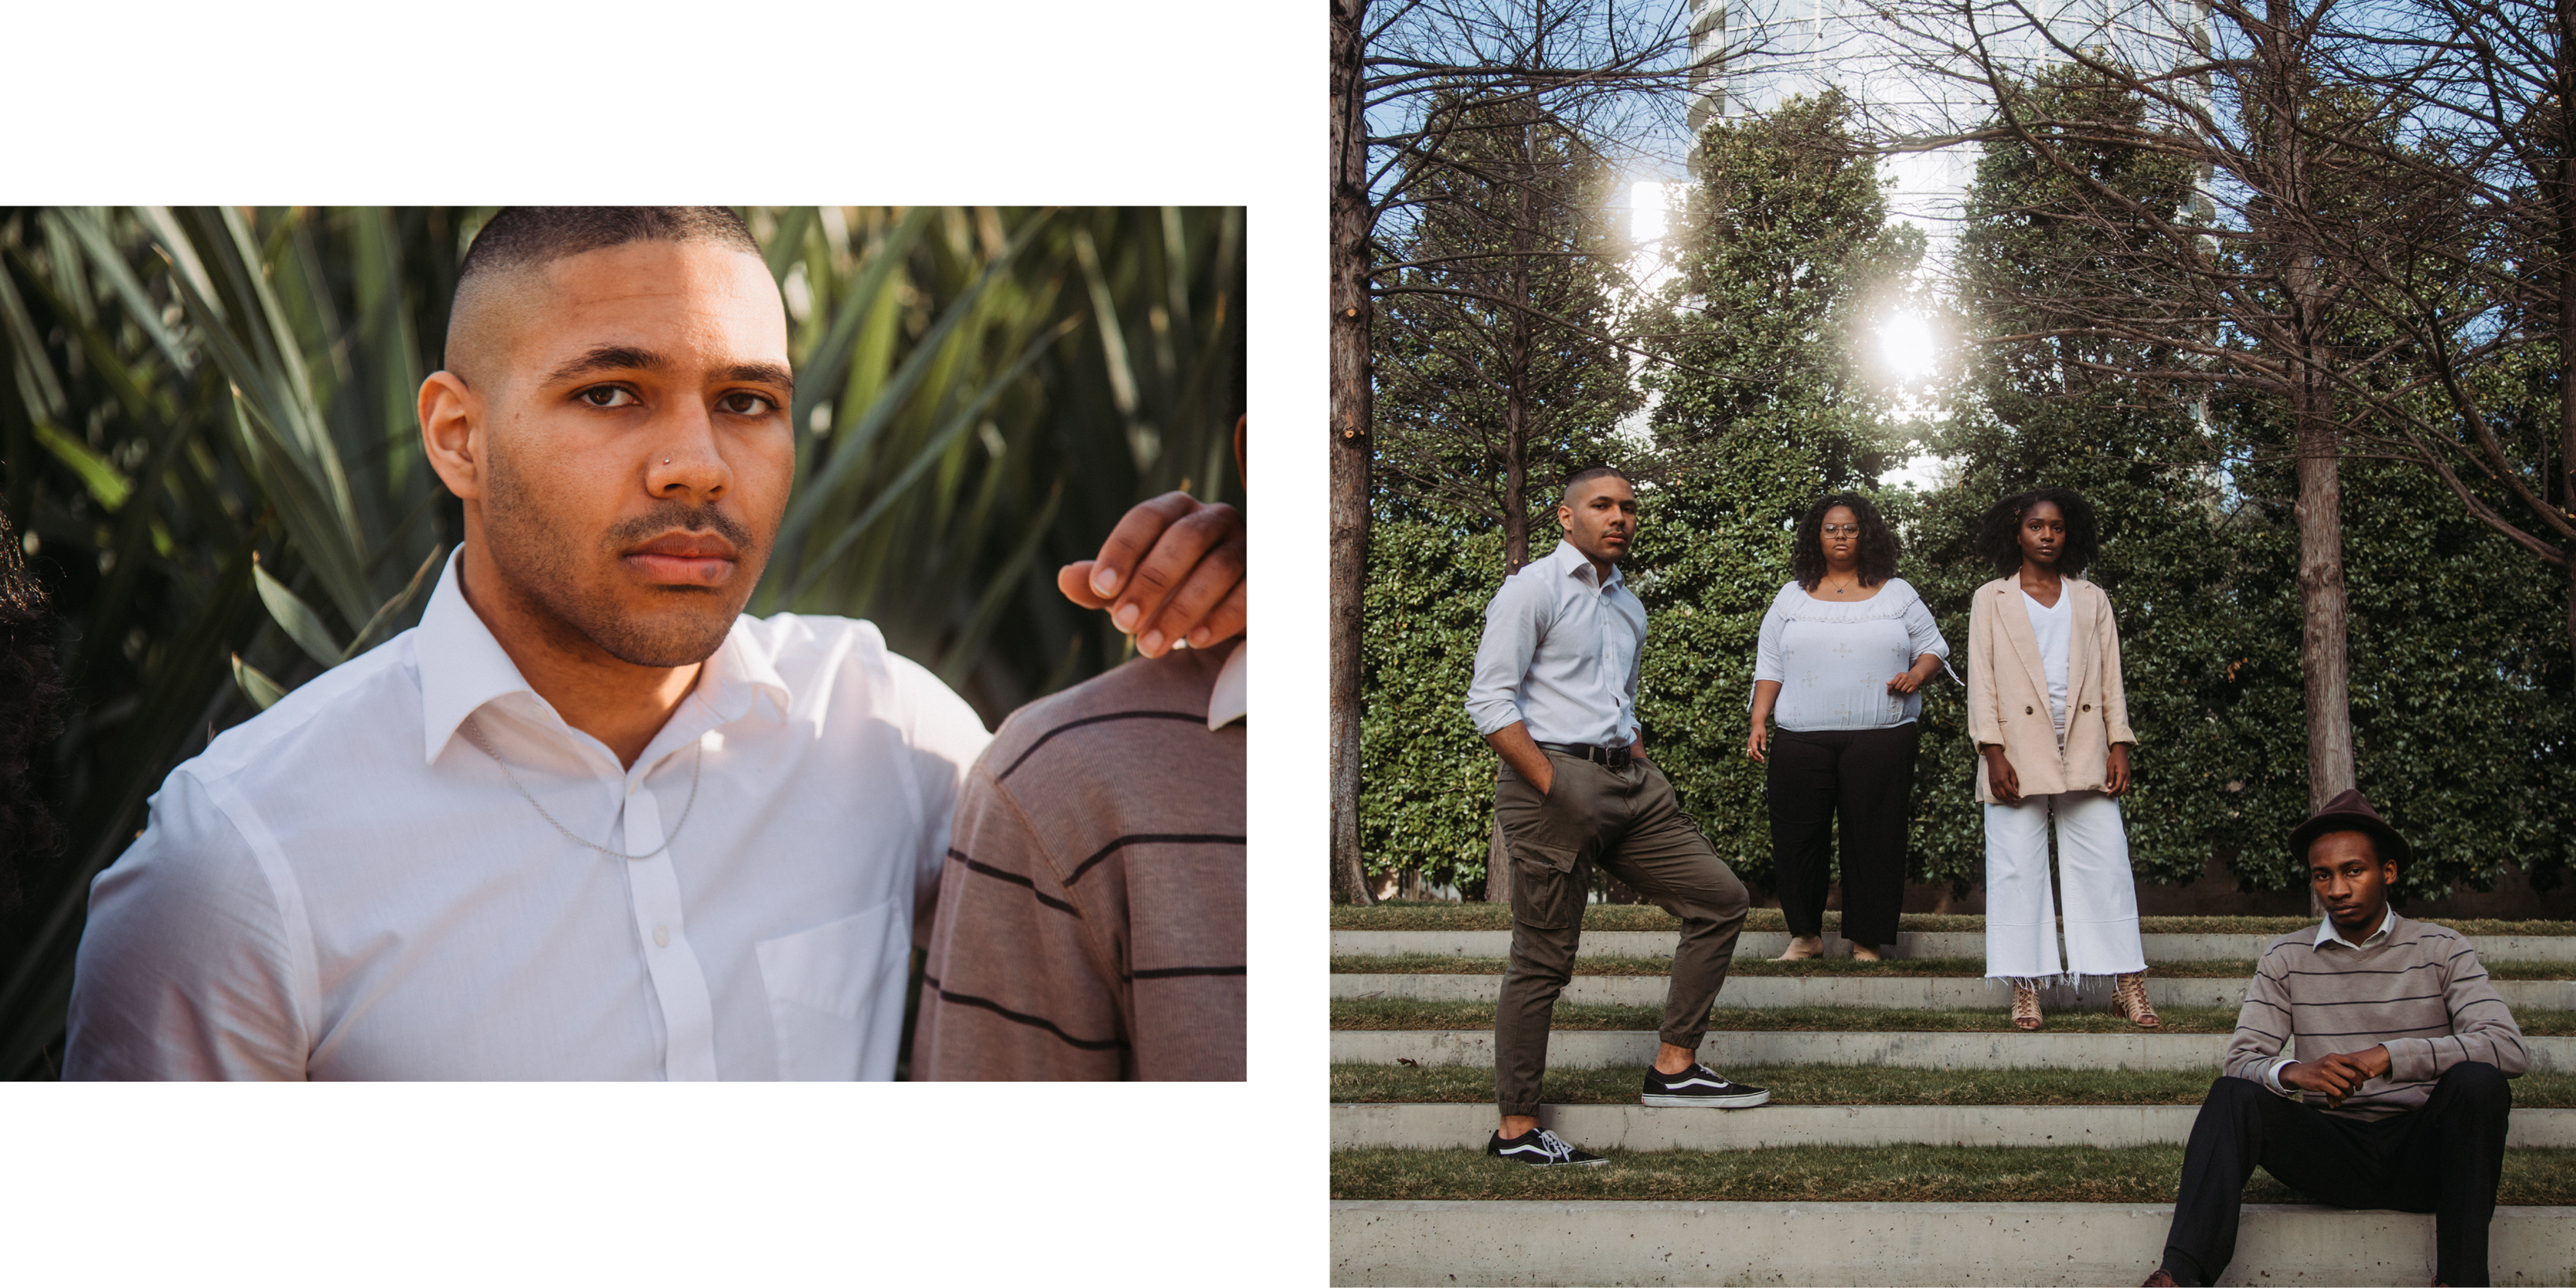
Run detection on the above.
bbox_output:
[462,715,706,860]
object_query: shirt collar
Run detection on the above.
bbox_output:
[2315,906,2397,950]
[415,545,793,766]
[1548,538,1622,593]
[1207,637,1247,729]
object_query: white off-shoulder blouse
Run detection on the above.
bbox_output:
[1752,577,1953,732]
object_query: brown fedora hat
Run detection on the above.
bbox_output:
[2287,787,2412,870]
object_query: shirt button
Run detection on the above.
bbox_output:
[653,926,670,948]
[2026,705,2034,715]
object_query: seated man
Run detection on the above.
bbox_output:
[2147,789,2527,1287]
[912,419,1247,1079]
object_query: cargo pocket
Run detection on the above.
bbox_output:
[1508,840,1584,930]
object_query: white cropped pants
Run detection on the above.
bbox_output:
[1982,790,2146,982]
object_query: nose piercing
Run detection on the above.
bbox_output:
[662,457,671,464]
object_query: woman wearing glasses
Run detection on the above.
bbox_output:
[1747,493,1949,963]
[1966,487,2156,1031]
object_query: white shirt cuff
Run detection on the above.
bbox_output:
[2262,1056,2296,1094]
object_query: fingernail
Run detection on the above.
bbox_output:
[1093,566,1119,596]
[1114,603,1141,630]
[1189,627,1211,647]
[1140,630,1164,654]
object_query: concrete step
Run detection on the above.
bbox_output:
[1329,1102,2576,1150]
[1329,1199,2576,1286]
[1330,1028,2576,1072]
[1332,971,2576,1012]
[1334,928,2576,962]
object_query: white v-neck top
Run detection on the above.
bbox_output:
[2021,587,2074,733]
[66,547,992,1081]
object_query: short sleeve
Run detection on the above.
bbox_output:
[1753,584,1792,688]
[64,771,309,1080]
[1896,581,1952,663]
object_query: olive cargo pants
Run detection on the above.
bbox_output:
[1492,749,1749,1118]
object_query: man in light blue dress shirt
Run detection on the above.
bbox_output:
[1465,465,1764,1168]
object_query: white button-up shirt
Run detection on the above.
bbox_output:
[1465,539,1647,747]
[65,549,990,1080]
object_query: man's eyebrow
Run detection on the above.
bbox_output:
[543,348,793,395]
[723,362,795,393]
[545,345,662,386]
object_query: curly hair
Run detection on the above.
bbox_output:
[1790,493,1900,590]
[1976,487,2100,577]
[0,509,66,915]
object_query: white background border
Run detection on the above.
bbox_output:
[3,4,1325,1282]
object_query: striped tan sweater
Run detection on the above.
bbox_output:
[913,640,1245,1079]
[2223,913,2527,1119]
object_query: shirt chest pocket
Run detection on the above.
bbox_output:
[754,895,911,1080]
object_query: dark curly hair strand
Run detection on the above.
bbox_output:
[0,508,66,915]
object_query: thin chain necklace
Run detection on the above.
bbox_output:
[461,715,705,861]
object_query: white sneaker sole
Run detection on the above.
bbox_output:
[1641,1089,1771,1109]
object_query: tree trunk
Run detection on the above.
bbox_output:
[2560,12,2576,674]
[2292,367,2356,815]
[1329,0,1375,906]
[1502,117,1538,575]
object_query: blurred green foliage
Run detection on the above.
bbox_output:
[0,205,1243,1079]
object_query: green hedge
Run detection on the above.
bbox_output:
[1359,454,2575,902]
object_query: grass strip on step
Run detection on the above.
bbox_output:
[1331,999,2258,1033]
[1327,1144,2576,1205]
[1331,902,2576,937]
[1326,1062,2576,1108]
[1331,954,2576,980]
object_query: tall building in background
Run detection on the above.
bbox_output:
[1686,0,2207,253]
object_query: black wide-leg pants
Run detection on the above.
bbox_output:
[1764,722,1921,949]
[2159,1063,2513,1286]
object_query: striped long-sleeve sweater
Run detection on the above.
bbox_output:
[2222,913,2528,1119]
[912,639,1246,1080]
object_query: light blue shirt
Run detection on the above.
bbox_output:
[1466,539,1647,746]
[1752,578,1952,731]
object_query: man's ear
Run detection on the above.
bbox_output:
[419,371,485,502]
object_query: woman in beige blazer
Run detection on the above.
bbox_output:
[1966,488,2156,1031]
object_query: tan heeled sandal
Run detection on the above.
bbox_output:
[2011,982,2042,1031]
[2114,971,2160,1028]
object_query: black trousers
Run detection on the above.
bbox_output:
[2160,1063,2513,1287]
[1764,723,1921,948]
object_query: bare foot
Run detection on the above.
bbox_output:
[1775,935,1823,961]
[1851,944,1884,962]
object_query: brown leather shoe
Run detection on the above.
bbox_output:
[2142,1270,2177,1286]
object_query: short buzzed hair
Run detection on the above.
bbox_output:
[444,206,764,375]
[1560,464,1632,507]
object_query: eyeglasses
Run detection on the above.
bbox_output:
[1822,524,1861,535]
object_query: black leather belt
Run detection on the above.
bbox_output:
[1538,741,1633,770]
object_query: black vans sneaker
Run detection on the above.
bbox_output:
[1642,1064,1771,1108]
[1485,1127,1608,1167]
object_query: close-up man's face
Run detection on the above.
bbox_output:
[1560,475,1637,566]
[2308,831,2394,933]
[443,240,795,667]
